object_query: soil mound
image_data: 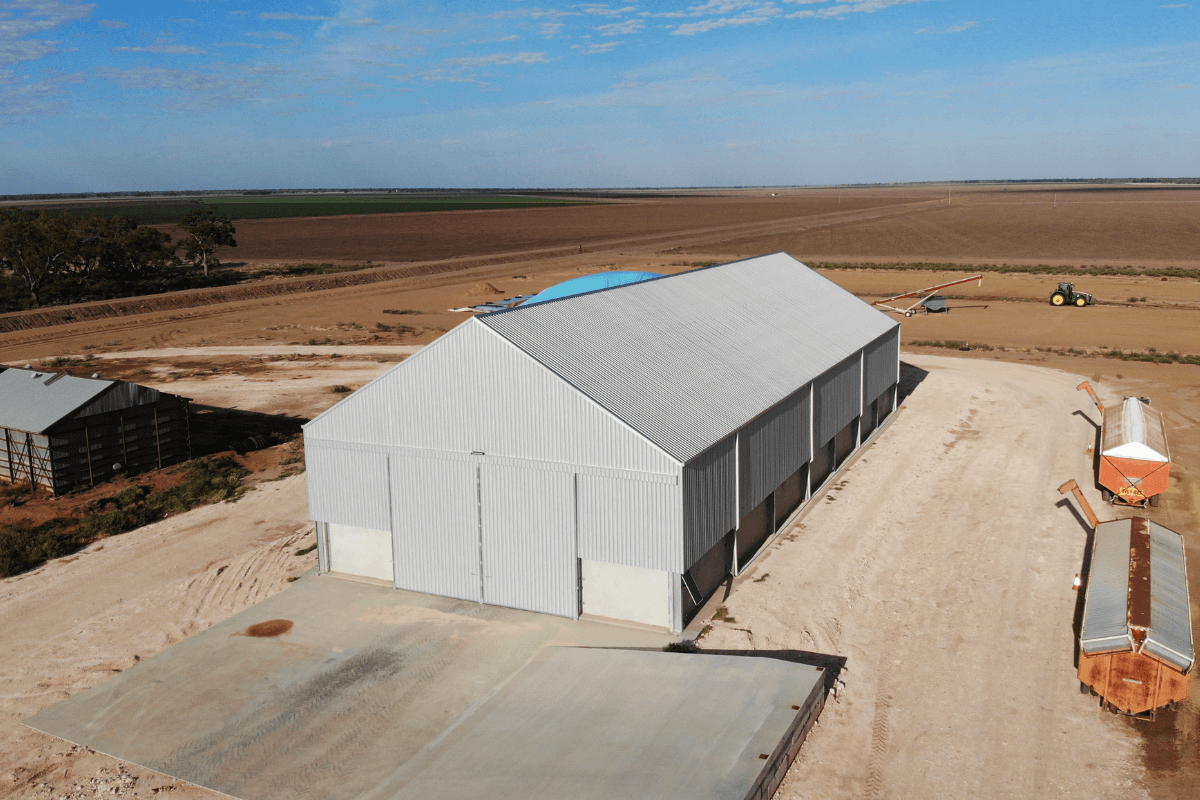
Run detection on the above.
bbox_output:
[469,282,504,297]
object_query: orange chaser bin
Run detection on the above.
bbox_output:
[1078,384,1171,507]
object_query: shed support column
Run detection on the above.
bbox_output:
[118,411,129,467]
[670,572,683,634]
[5,428,13,483]
[83,419,95,487]
[153,407,163,469]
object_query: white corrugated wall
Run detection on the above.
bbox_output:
[390,453,482,602]
[305,445,391,532]
[577,473,683,573]
[305,320,678,475]
[480,463,578,617]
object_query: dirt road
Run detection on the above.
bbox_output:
[704,355,1146,799]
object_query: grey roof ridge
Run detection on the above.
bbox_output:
[478,251,793,319]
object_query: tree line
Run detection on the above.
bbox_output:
[0,208,237,311]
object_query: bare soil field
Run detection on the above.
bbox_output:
[2,186,1199,799]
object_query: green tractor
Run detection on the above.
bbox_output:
[1050,282,1094,307]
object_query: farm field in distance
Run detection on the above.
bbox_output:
[1,181,1199,800]
[5,192,597,226]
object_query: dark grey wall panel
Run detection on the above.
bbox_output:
[682,435,737,569]
[738,387,810,515]
[814,353,861,446]
[863,327,900,409]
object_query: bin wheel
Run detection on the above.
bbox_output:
[1149,494,1160,507]
[1101,488,1112,502]
[1080,681,1091,695]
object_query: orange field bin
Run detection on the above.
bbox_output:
[1097,397,1171,507]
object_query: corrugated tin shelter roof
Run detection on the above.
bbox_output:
[522,271,663,306]
[481,252,897,461]
[1102,397,1169,462]
[0,368,116,434]
[1081,517,1193,673]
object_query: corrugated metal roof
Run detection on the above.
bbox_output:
[1147,520,1194,672]
[1102,397,1169,462]
[1081,518,1134,654]
[482,253,897,462]
[1081,517,1194,672]
[0,368,115,434]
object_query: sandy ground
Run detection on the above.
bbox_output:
[704,355,1145,799]
[0,475,316,799]
[1,354,1192,799]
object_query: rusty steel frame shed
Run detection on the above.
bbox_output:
[0,367,192,493]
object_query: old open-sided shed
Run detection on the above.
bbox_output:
[0,367,192,493]
[304,253,900,631]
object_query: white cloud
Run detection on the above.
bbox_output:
[99,19,128,29]
[1159,3,1190,7]
[581,4,638,16]
[574,40,623,53]
[347,18,379,26]
[247,32,295,40]
[673,14,773,34]
[596,19,643,35]
[446,51,549,66]
[113,45,207,54]
[915,20,978,34]
[540,22,565,36]
[259,13,331,21]
[787,0,938,19]
[0,0,95,67]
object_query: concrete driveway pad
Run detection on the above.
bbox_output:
[25,575,823,800]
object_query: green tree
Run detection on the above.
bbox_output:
[178,207,236,277]
[0,209,75,306]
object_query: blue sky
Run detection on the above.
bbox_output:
[1,0,1197,192]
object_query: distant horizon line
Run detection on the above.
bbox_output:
[4,177,1199,203]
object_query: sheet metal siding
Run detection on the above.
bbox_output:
[305,444,391,532]
[304,320,676,475]
[683,436,737,570]
[0,369,114,433]
[814,353,863,446]
[1082,519,1134,651]
[480,463,578,617]
[863,328,901,410]
[391,455,481,602]
[481,253,895,462]
[70,382,163,419]
[738,387,810,514]
[1148,521,1194,671]
[577,474,683,573]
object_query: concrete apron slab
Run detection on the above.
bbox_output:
[24,575,825,800]
[24,574,673,800]
[374,648,825,800]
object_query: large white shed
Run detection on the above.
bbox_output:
[304,253,900,631]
